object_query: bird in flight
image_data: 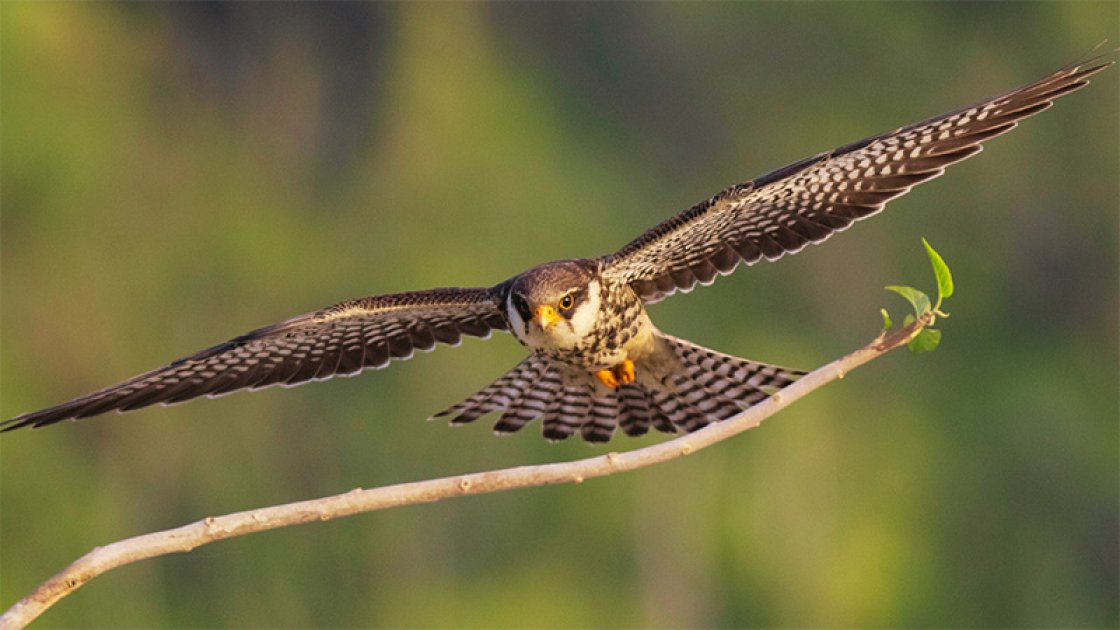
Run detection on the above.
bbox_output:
[2,55,1111,442]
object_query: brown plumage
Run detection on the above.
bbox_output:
[2,54,1112,442]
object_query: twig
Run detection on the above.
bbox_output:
[0,314,930,628]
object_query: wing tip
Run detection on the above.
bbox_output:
[1,406,76,432]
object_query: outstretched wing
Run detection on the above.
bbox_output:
[604,55,1113,303]
[1,287,509,431]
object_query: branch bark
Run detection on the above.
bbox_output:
[0,316,930,628]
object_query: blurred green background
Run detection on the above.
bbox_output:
[2,3,1117,627]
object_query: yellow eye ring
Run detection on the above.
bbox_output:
[558,294,574,311]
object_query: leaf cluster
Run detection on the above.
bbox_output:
[881,238,954,354]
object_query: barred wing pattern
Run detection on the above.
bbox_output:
[606,56,1113,303]
[0,288,508,431]
[432,332,803,443]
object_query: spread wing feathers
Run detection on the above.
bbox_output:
[1,287,508,432]
[605,55,1114,303]
[431,334,804,443]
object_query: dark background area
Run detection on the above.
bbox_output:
[1,3,1117,627]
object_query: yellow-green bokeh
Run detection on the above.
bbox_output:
[2,3,1117,627]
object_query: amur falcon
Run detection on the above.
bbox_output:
[1,56,1111,442]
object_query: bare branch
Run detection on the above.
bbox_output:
[0,315,930,629]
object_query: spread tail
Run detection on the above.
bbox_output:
[430,333,804,443]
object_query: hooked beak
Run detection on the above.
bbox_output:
[534,305,562,331]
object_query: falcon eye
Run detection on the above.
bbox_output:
[558,293,575,311]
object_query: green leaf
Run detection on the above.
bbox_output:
[885,284,931,315]
[907,327,942,354]
[922,238,954,300]
[880,308,892,331]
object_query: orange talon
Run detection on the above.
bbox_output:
[595,368,620,388]
[615,359,636,385]
[595,360,636,389]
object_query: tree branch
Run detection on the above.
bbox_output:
[0,315,930,629]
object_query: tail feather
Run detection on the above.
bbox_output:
[616,384,655,437]
[650,388,711,433]
[542,385,590,441]
[492,360,553,433]
[430,356,540,425]
[581,395,618,443]
[667,371,745,422]
[431,333,805,443]
[662,334,801,400]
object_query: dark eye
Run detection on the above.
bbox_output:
[558,293,575,311]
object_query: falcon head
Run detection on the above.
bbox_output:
[505,259,602,350]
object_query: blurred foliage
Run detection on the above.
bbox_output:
[1,3,1117,627]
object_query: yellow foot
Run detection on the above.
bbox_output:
[594,368,619,388]
[615,359,636,385]
[594,359,636,389]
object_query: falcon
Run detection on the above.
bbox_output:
[1,55,1111,442]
